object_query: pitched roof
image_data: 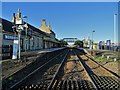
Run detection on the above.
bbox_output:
[1,18,13,32]
[1,18,49,37]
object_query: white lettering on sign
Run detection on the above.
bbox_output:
[4,34,18,40]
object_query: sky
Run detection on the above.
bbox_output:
[2,2,118,43]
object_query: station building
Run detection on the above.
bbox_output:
[1,9,59,59]
[39,19,59,49]
[83,37,91,48]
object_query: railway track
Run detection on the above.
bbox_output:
[12,49,69,90]
[16,48,97,90]
[47,49,96,90]
[2,48,68,90]
[3,48,120,90]
[75,48,120,89]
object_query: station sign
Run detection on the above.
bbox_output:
[3,34,18,40]
[12,39,18,59]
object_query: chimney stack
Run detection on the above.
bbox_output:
[17,8,21,18]
[42,19,46,27]
[12,13,16,24]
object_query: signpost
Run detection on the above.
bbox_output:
[12,39,18,59]
[12,9,29,61]
[12,9,24,60]
[92,30,95,49]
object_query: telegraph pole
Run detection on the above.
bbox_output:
[92,30,95,49]
[114,14,117,51]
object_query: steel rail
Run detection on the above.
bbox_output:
[47,50,69,90]
[48,49,97,90]
[73,50,98,90]
[76,48,120,89]
[9,50,66,90]
[82,48,120,78]
[85,53,120,78]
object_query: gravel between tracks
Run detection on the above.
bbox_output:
[61,52,89,81]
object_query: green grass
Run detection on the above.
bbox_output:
[94,56,112,62]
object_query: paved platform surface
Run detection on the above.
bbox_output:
[1,47,65,63]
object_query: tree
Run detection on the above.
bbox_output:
[74,40,83,47]
[59,39,68,47]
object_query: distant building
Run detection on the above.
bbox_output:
[63,38,78,46]
[83,37,91,48]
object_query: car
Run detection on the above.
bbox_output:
[111,46,120,51]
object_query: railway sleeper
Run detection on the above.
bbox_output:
[18,80,97,90]
[67,80,71,90]
[51,80,58,89]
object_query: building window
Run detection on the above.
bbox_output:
[2,45,13,59]
[33,37,34,48]
[37,38,39,47]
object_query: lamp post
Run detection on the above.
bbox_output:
[18,29,21,60]
[12,9,27,61]
[12,9,28,61]
[92,30,95,49]
[23,16,28,51]
[114,14,117,51]
[23,16,28,62]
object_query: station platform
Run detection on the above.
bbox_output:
[1,47,65,62]
[23,47,65,54]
